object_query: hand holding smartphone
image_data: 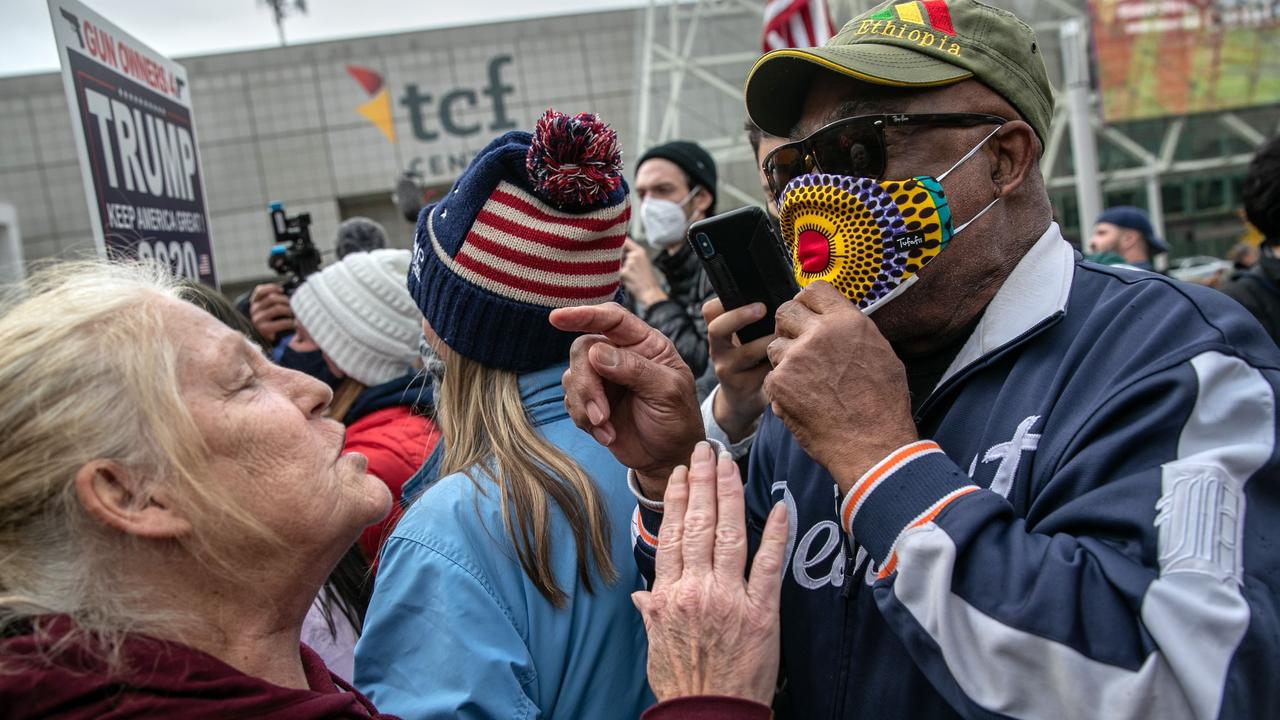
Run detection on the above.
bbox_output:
[687,206,798,343]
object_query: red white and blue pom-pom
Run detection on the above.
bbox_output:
[526,109,623,208]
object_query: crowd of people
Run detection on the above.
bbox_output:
[2,0,1280,718]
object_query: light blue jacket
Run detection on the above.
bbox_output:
[354,363,653,720]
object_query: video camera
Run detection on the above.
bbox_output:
[393,160,428,223]
[267,201,322,294]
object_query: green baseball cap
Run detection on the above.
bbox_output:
[745,0,1055,144]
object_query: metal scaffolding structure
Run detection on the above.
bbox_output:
[634,0,1279,251]
[633,0,770,213]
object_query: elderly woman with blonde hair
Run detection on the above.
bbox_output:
[0,262,397,719]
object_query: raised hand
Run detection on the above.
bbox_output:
[550,303,704,498]
[765,281,917,493]
[249,283,294,342]
[633,442,788,705]
[620,239,668,309]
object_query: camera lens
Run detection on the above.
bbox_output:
[695,232,715,258]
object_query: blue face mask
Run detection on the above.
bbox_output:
[279,346,341,388]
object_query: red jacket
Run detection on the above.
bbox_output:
[344,404,439,561]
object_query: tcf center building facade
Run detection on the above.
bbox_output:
[0,6,764,290]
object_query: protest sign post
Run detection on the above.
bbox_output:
[47,0,218,288]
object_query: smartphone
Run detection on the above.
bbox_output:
[687,206,799,343]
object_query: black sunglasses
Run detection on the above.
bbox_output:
[762,113,1008,201]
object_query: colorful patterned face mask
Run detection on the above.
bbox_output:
[777,126,1001,314]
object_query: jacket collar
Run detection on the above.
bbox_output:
[938,222,1075,387]
[518,362,570,426]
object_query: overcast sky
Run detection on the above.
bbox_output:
[0,0,646,77]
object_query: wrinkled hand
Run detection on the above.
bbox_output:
[703,297,773,443]
[549,303,703,499]
[249,283,294,341]
[620,239,668,308]
[765,282,917,493]
[634,442,788,705]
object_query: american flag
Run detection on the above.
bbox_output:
[763,0,835,51]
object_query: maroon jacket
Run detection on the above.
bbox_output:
[0,617,399,719]
[642,696,772,720]
[0,618,768,719]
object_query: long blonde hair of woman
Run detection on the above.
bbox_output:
[435,350,616,608]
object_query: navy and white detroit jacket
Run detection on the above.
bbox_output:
[632,224,1280,719]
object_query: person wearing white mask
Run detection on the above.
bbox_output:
[623,141,718,391]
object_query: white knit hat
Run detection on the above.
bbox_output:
[290,248,420,387]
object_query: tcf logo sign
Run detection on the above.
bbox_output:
[346,56,517,144]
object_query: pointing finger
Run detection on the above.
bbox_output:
[549,303,652,345]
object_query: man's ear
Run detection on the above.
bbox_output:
[990,120,1039,199]
[1119,228,1143,253]
[74,460,192,539]
[689,186,713,218]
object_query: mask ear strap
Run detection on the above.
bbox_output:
[937,125,1003,183]
[953,194,1001,235]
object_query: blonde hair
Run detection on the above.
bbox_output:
[0,261,280,667]
[436,351,616,608]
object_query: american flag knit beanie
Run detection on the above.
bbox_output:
[407,109,630,372]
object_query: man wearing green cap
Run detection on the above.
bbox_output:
[553,1,1280,717]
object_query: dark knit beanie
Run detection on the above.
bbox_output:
[407,109,630,373]
[638,140,717,214]
[335,216,388,259]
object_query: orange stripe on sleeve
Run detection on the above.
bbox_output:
[633,506,659,547]
[841,440,942,529]
[876,486,981,579]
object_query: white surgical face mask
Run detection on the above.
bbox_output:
[640,187,699,249]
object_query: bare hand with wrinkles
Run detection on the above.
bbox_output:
[765,281,917,493]
[635,441,788,705]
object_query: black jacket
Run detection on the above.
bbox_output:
[1221,248,1280,344]
[641,243,716,391]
